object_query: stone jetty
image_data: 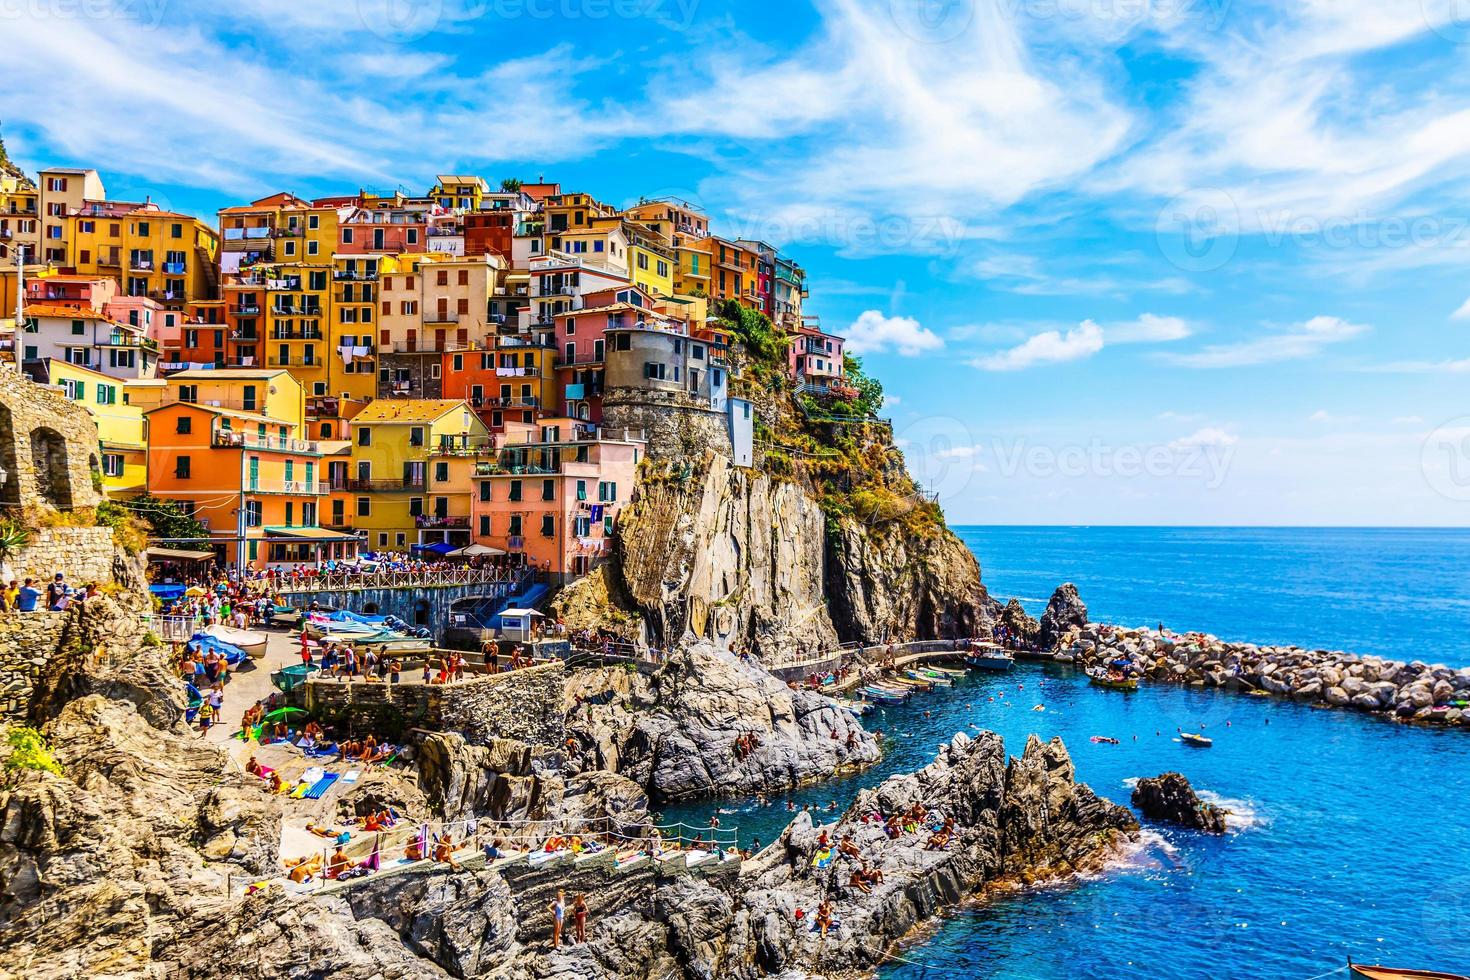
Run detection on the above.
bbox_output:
[1054,623,1470,727]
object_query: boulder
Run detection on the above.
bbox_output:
[998,599,1041,649]
[1130,772,1228,833]
[1038,583,1088,649]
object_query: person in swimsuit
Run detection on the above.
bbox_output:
[549,889,566,948]
[572,894,588,943]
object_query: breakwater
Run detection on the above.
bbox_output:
[1059,624,1470,727]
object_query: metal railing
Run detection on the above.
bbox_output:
[273,565,522,594]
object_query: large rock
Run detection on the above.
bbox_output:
[1039,583,1088,649]
[998,599,1041,649]
[1130,772,1228,833]
[566,642,880,802]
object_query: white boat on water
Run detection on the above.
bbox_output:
[203,624,269,660]
[965,650,1016,671]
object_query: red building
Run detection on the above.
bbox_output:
[465,211,515,260]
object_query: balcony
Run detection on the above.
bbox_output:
[333,270,376,281]
[244,481,330,495]
[341,477,426,492]
[230,305,261,316]
[555,351,604,368]
[129,258,155,273]
[424,312,460,324]
[100,334,159,351]
[415,514,469,529]
[229,329,259,341]
[271,304,323,317]
[223,227,272,241]
[271,328,324,340]
[213,430,322,454]
[162,261,186,275]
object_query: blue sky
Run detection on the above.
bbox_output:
[7,0,1470,525]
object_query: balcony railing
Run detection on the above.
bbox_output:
[162,261,186,275]
[424,312,460,324]
[230,305,261,315]
[244,481,330,495]
[224,228,272,241]
[333,270,376,281]
[338,477,427,492]
[271,328,324,340]
[414,515,469,529]
[212,430,322,454]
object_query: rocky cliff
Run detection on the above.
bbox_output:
[564,642,879,802]
[557,452,995,658]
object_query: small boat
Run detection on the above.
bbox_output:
[926,665,966,677]
[860,688,907,706]
[906,670,951,687]
[1086,667,1137,691]
[1180,733,1213,748]
[1350,963,1470,980]
[1090,736,1120,745]
[202,624,268,660]
[966,651,1015,671]
[323,631,433,656]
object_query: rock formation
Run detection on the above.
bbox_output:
[564,641,880,802]
[1055,624,1470,728]
[1131,772,1228,833]
[999,598,1041,648]
[554,449,995,659]
[1039,583,1088,649]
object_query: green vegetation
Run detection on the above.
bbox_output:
[5,726,62,777]
[119,494,210,546]
[719,300,787,367]
[95,501,149,554]
[0,520,29,568]
[842,354,885,418]
[500,177,522,192]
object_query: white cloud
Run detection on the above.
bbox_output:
[883,394,901,406]
[843,310,944,357]
[1169,427,1239,451]
[1393,415,1425,424]
[1452,297,1470,321]
[934,444,981,460]
[1106,314,1192,344]
[1165,316,1369,369]
[971,321,1104,372]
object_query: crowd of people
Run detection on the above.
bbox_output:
[0,572,103,613]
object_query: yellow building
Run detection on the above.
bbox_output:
[624,220,675,298]
[36,167,105,265]
[429,175,490,211]
[137,368,308,433]
[346,399,485,553]
[0,172,40,265]
[67,203,220,309]
[38,358,148,496]
[329,252,383,403]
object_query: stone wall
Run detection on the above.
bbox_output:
[0,371,104,512]
[304,660,566,747]
[6,526,119,586]
[0,611,67,720]
[602,387,731,460]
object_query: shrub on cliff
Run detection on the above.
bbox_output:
[4,726,62,777]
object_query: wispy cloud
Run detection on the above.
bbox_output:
[971,321,1104,371]
[1164,316,1369,368]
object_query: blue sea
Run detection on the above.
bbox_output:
[665,527,1470,979]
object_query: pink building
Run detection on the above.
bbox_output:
[788,320,845,392]
[469,418,643,581]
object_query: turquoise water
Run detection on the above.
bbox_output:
[663,528,1470,978]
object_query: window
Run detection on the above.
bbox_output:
[479,480,491,502]
[540,514,555,537]
[61,379,82,400]
[175,456,191,478]
[409,497,424,517]
[508,515,522,536]
[598,481,617,502]
[96,384,116,404]
[71,319,85,335]
[434,462,448,483]
[357,497,371,516]
[307,240,319,256]
[452,354,463,371]
[479,514,490,536]
[576,480,587,501]
[101,453,124,477]
[308,214,319,229]
[409,427,424,447]
[542,479,555,501]
[176,416,192,434]
[508,479,521,502]
[357,427,371,446]
[284,460,294,484]
[245,500,262,527]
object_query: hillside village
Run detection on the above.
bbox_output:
[0,151,882,583]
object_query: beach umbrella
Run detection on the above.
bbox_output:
[263,706,309,722]
[184,586,208,597]
[448,543,505,557]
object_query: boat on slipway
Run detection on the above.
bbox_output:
[1350,964,1470,980]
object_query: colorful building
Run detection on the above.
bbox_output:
[346,399,487,554]
[30,358,148,496]
[142,369,349,568]
[468,418,643,580]
[67,202,219,309]
[788,319,845,391]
